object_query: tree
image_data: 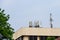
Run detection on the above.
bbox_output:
[0,8,14,40]
[46,36,55,40]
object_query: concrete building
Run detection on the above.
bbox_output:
[13,27,60,40]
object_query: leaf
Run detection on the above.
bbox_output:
[0,8,14,40]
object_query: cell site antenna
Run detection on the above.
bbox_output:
[50,13,53,28]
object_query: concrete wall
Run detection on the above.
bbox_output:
[13,28,60,40]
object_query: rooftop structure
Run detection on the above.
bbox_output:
[13,27,60,40]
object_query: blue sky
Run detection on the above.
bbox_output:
[0,0,60,31]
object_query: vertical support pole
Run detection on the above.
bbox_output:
[50,13,53,28]
[23,36,28,40]
[37,36,40,40]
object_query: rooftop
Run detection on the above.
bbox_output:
[13,27,60,39]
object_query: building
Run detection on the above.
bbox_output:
[13,27,60,40]
[13,14,60,40]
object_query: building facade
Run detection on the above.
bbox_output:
[13,28,60,40]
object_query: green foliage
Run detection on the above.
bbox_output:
[0,8,14,40]
[46,36,55,40]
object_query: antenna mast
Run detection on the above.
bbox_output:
[50,13,53,28]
